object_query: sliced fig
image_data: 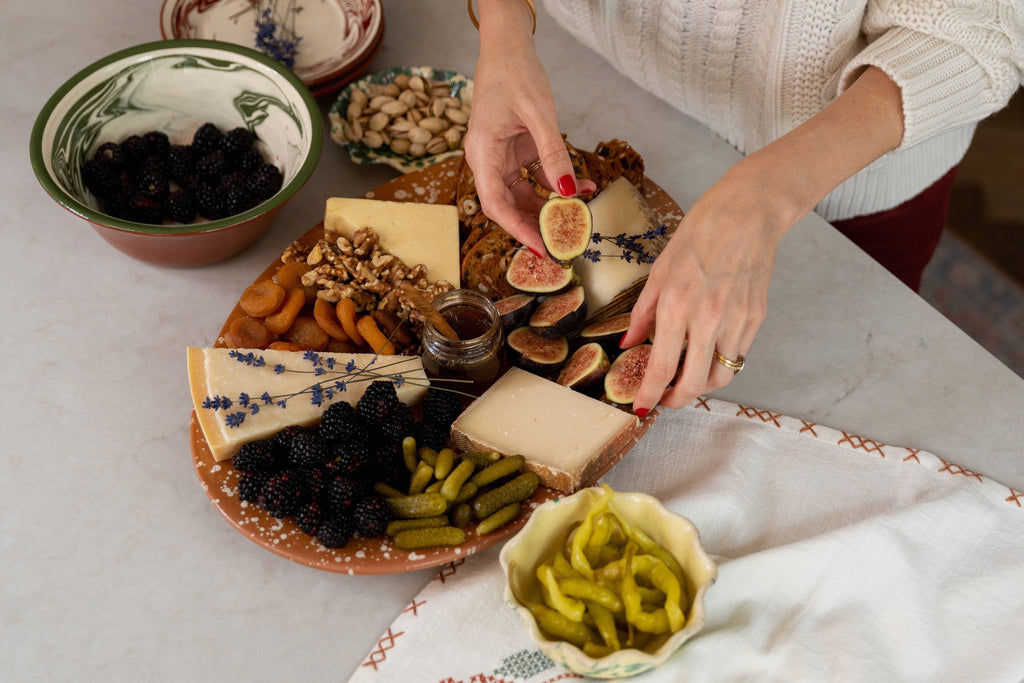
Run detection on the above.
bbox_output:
[538,196,593,263]
[505,247,576,294]
[579,312,632,352]
[604,343,653,405]
[506,325,569,375]
[494,293,537,331]
[556,342,610,395]
[529,285,587,338]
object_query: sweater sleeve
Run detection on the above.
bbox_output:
[839,0,1023,149]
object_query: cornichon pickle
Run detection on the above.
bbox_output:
[471,471,539,520]
[408,460,434,495]
[470,454,526,488]
[450,502,474,529]
[417,446,439,467]
[451,481,479,504]
[475,501,521,535]
[393,526,466,549]
[402,436,418,473]
[373,482,405,498]
[385,515,449,536]
[387,491,449,518]
[439,459,476,501]
[434,448,456,480]
[458,450,501,468]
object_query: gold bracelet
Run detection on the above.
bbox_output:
[468,0,537,34]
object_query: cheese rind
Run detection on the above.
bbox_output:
[188,347,428,461]
[575,177,660,316]
[449,367,641,492]
[324,197,460,287]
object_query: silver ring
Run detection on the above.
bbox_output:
[713,349,745,374]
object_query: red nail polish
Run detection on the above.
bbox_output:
[618,332,629,349]
[529,247,544,259]
[557,175,577,197]
[635,408,649,418]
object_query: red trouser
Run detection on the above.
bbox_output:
[831,166,958,292]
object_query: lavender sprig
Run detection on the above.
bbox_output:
[582,224,668,264]
[254,0,302,68]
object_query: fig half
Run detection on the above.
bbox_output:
[505,247,576,294]
[529,285,587,338]
[506,325,569,376]
[556,342,610,395]
[538,196,593,263]
[604,343,653,405]
[579,312,632,352]
[494,293,537,331]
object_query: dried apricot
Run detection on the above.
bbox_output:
[238,279,285,318]
[357,315,396,355]
[264,288,306,335]
[283,315,330,351]
[274,261,310,289]
[266,341,306,352]
[336,298,365,346]
[313,298,350,342]
[224,316,272,349]
[327,338,361,354]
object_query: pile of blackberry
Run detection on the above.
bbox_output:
[231,381,461,549]
[80,122,284,225]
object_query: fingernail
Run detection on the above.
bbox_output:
[529,247,544,259]
[557,175,577,197]
[618,332,629,349]
[634,407,650,418]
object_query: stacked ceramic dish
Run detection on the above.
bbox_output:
[160,0,384,98]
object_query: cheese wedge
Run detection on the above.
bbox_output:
[324,197,460,287]
[188,347,428,461]
[450,367,641,492]
[575,177,660,316]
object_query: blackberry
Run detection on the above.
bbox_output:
[144,130,171,158]
[93,142,124,169]
[120,134,151,168]
[232,439,279,473]
[223,126,255,157]
[191,122,224,156]
[288,429,327,469]
[294,500,326,537]
[414,419,449,452]
[327,475,366,515]
[331,439,377,478]
[102,186,136,221]
[319,401,371,446]
[247,163,283,200]
[195,149,228,177]
[422,388,463,428]
[165,188,197,224]
[236,147,264,174]
[357,380,401,426]
[130,156,169,199]
[272,425,310,456]
[237,471,271,504]
[300,465,332,504]
[194,181,228,219]
[81,158,122,200]
[378,401,415,445]
[258,470,305,518]
[220,171,254,215]
[353,493,391,538]
[317,514,356,548]
[128,193,165,225]
[167,144,194,181]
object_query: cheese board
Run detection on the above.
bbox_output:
[189,155,685,573]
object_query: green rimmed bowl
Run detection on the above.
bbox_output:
[499,486,717,678]
[328,66,471,174]
[30,39,322,268]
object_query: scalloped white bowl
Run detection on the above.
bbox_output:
[30,39,322,267]
[499,487,717,679]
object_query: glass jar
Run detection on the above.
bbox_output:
[420,289,504,390]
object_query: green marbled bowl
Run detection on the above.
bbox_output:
[30,39,322,267]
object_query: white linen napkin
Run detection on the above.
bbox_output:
[349,397,1024,682]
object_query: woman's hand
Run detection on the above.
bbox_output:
[464,0,595,256]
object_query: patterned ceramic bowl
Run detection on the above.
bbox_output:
[499,486,717,679]
[30,39,322,267]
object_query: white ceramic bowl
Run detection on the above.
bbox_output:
[499,486,717,678]
[30,39,322,267]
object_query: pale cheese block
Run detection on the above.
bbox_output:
[450,367,641,493]
[188,347,428,461]
[575,177,660,316]
[324,197,460,287]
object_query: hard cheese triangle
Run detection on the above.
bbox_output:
[188,347,428,461]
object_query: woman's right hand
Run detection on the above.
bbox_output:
[464,0,595,256]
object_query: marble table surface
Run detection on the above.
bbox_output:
[3,1,1021,680]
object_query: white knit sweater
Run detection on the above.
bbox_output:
[544,0,1023,221]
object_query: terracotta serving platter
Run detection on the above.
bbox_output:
[190,156,684,574]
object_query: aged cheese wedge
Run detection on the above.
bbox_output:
[188,347,428,461]
[450,367,641,493]
[575,177,660,316]
[324,197,461,287]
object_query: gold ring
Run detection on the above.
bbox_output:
[526,159,543,175]
[507,174,528,190]
[713,349,745,374]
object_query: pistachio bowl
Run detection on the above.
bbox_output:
[30,39,322,267]
[499,486,717,679]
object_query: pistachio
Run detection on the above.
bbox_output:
[368,111,390,132]
[398,89,418,108]
[419,116,448,134]
[380,99,410,117]
[444,127,463,149]
[349,88,368,109]
[368,94,394,111]
[444,107,469,125]
[390,137,412,155]
[425,136,448,155]
[408,75,427,92]
[408,126,433,144]
[408,141,427,157]
[361,130,384,148]
[383,82,401,97]
[346,101,363,123]
[393,73,411,89]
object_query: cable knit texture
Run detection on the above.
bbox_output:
[544,0,1023,220]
